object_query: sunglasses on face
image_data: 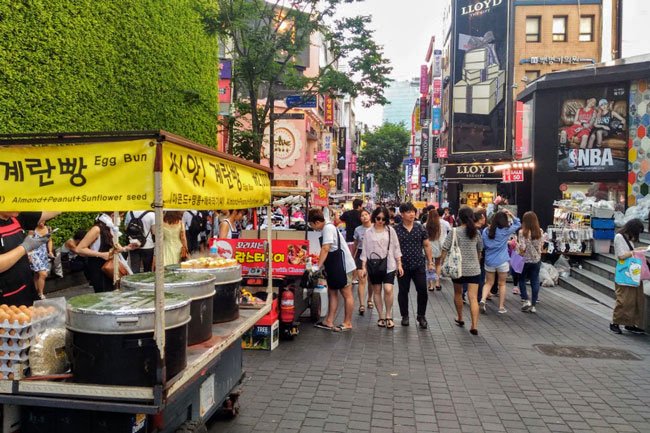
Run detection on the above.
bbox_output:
[375,217,385,222]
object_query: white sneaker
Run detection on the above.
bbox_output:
[520,299,528,304]
[479,300,486,313]
[521,301,532,311]
[529,306,537,313]
[497,308,507,314]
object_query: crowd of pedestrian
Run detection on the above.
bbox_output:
[308,199,648,337]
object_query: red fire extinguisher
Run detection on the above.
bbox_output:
[280,288,295,323]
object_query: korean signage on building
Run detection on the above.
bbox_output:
[452,0,508,155]
[432,107,441,135]
[437,147,448,159]
[324,95,334,126]
[520,56,595,66]
[433,50,442,77]
[432,78,441,105]
[219,59,232,79]
[420,65,428,94]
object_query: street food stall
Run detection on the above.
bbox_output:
[0,131,273,433]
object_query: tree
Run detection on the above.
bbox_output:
[358,122,409,198]
[197,0,392,162]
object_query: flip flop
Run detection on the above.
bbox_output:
[385,318,394,329]
[333,324,351,332]
[367,300,374,309]
[359,305,365,315]
[377,319,386,327]
[314,321,334,330]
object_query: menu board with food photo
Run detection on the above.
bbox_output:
[209,239,310,276]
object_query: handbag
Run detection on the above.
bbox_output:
[633,251,650,280]
[366,227,391,278]
[615,235,642,286]
[180,222,190,262]
[441,228,462,279]
[509,251,526,274]
[321,224,348,290]
[101,255,130,280]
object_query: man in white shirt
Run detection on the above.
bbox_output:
[125,211,155,273]
[308,208,356,332]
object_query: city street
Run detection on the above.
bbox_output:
[213,282,650,433]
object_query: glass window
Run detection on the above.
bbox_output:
[524,70,540,82]
[579,16,594,42]
[552,16,567,42]
[526,16,541,42]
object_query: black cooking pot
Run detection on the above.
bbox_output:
[66,291,191,386]
[166,264,242,324]
[122,271,216,345]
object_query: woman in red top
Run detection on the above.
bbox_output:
[565,97,597,149]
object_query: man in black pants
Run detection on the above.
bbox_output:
[394,202,434,328]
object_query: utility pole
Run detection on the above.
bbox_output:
[269,92,275,180]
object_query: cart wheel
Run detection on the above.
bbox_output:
[175,420,207,433]
[310,291,321,323]
[215,391,241,419]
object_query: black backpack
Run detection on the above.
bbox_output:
[188,211,204,235]
[125,211,151,246]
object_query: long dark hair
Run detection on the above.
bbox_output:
[457,207,477,239]
[487,211,509,239]
[619,218,644,242]
[426,209,441,241]
[95,213,114,248]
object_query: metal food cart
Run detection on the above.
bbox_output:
[0,131,274,433]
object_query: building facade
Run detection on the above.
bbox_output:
[382,78,422,130]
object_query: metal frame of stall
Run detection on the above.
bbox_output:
[0,131,274,432]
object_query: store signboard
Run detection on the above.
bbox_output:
[420,96,428,124]
[557,84,627,172]
[219,59,232,79]
[433,50,442,77]
[218,79,231,103]
[316,151,329,163]
[433,78,442,105]
[324,95,334,126]
[420,65,428,94]
[310,181,329,207]
[211,238,309,276]
[432,106,441,135]
[323,133,333,152]
[443,162,502,180]
[452,0,508,155]
[421,129,430,165]
[502,168,524,182]
[437,147,448,158]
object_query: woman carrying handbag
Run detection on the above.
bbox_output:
[360,207,403,329]
[611,219,647,335]
[440,207,483,335]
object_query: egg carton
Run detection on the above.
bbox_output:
[0,359,28,370]
[0,349,29,362]
[0,363,29,380]
[0,315,56,339]
[0,337,32,352]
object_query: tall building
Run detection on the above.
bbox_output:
[382,78,421,130]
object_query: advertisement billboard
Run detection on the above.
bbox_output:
[557,85,627,172]
[324,95,334,126]
[452,0,508,155]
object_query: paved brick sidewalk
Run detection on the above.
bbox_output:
[212,281,650,433]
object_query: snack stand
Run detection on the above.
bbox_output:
[0,131,273,433]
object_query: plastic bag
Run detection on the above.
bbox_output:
[540,262,558,287]
[29,328,69,376]
[554,255,570,273]
[52,248,63,278]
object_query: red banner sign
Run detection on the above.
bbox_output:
[310,181,329,207]
[210,238,309,276]
[433,78,441,106]
[324,95,334,126]
[420,65,428,94]
[437,147,448,158]
[502,168,524,182]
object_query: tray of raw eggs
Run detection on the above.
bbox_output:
[0,305,57,341]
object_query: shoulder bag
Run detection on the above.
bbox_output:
[441,228,462,279]
[367,227,391,278]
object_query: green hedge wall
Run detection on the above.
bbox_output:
[0,0,219,245]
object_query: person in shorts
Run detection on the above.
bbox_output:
[352,209,372,314]
[308,209,356,332]
[360,207,403,329]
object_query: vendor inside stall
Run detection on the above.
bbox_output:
[219,209,246,239]
[0,211,61,305]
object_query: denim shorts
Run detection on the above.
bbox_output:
[485,262,510,273]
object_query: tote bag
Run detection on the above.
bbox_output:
[615,257,642,287]
[441,228,462,279]
[509,251,526,274]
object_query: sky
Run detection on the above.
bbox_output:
[337,0,446,127]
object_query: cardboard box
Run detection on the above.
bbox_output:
[242,320,279,351]
[463,68,486,85]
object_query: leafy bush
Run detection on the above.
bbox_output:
[0,0,220,146]
[48,213,98,248]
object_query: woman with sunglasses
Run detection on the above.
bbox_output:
[352,209,373,314]
[360,207,403,329]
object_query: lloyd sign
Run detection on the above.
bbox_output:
[461,0,503,17]
[443,163,501,180]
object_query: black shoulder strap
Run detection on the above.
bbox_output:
[623,234,634,252]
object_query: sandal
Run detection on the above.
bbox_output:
[377,319,386,327]
[385,318,394,329]
[455,319,465,327]
[359,305,365,316]
[314,321,335,330]
[428,285,435,291]
[333,324,351,332]
[367,300,374,310]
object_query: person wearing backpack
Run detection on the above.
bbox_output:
[182,210,204,254]
[125,210,155,273]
